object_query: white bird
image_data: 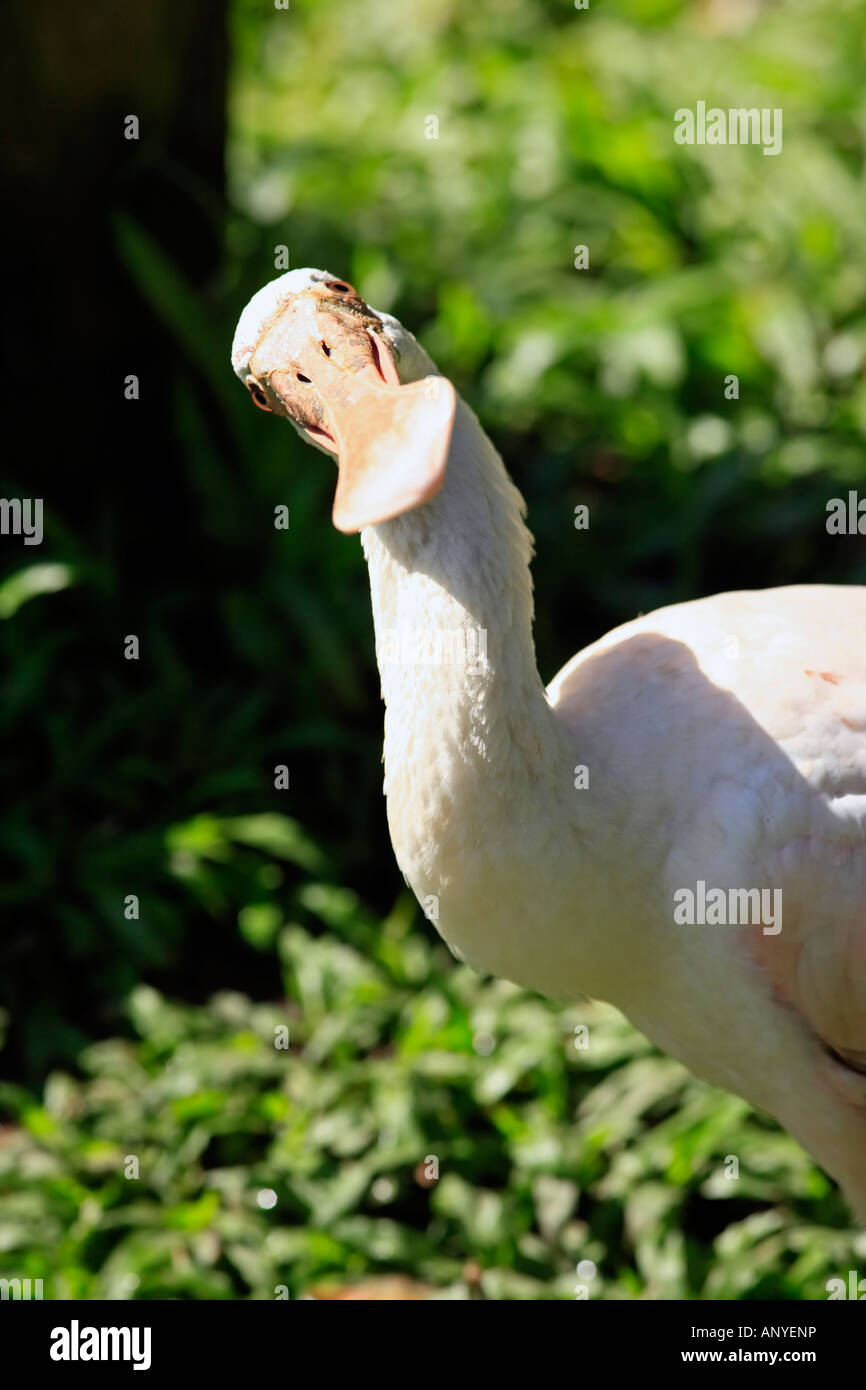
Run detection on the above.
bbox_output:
[233,269,866,1219]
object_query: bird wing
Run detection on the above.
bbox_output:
[548,584,866,1065]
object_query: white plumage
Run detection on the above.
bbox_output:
[234,269,866,1219]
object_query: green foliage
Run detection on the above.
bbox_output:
[2,0,865,1298]
[2,841,863,1299]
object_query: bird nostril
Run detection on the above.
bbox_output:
[320,341,331,357]
[366,331,388,384]
[296,372,312,384]
[245,376,272,412]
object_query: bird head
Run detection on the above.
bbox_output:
[231,269,457,533]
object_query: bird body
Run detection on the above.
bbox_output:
[233,269,866,1218]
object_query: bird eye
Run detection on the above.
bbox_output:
[246,378,272,412]
[326,280,353,294]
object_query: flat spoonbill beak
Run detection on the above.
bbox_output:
[244,279,456,533]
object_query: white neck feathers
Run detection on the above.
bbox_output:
[360,399,584,987]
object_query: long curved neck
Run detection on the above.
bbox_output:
[360,399,588,989]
